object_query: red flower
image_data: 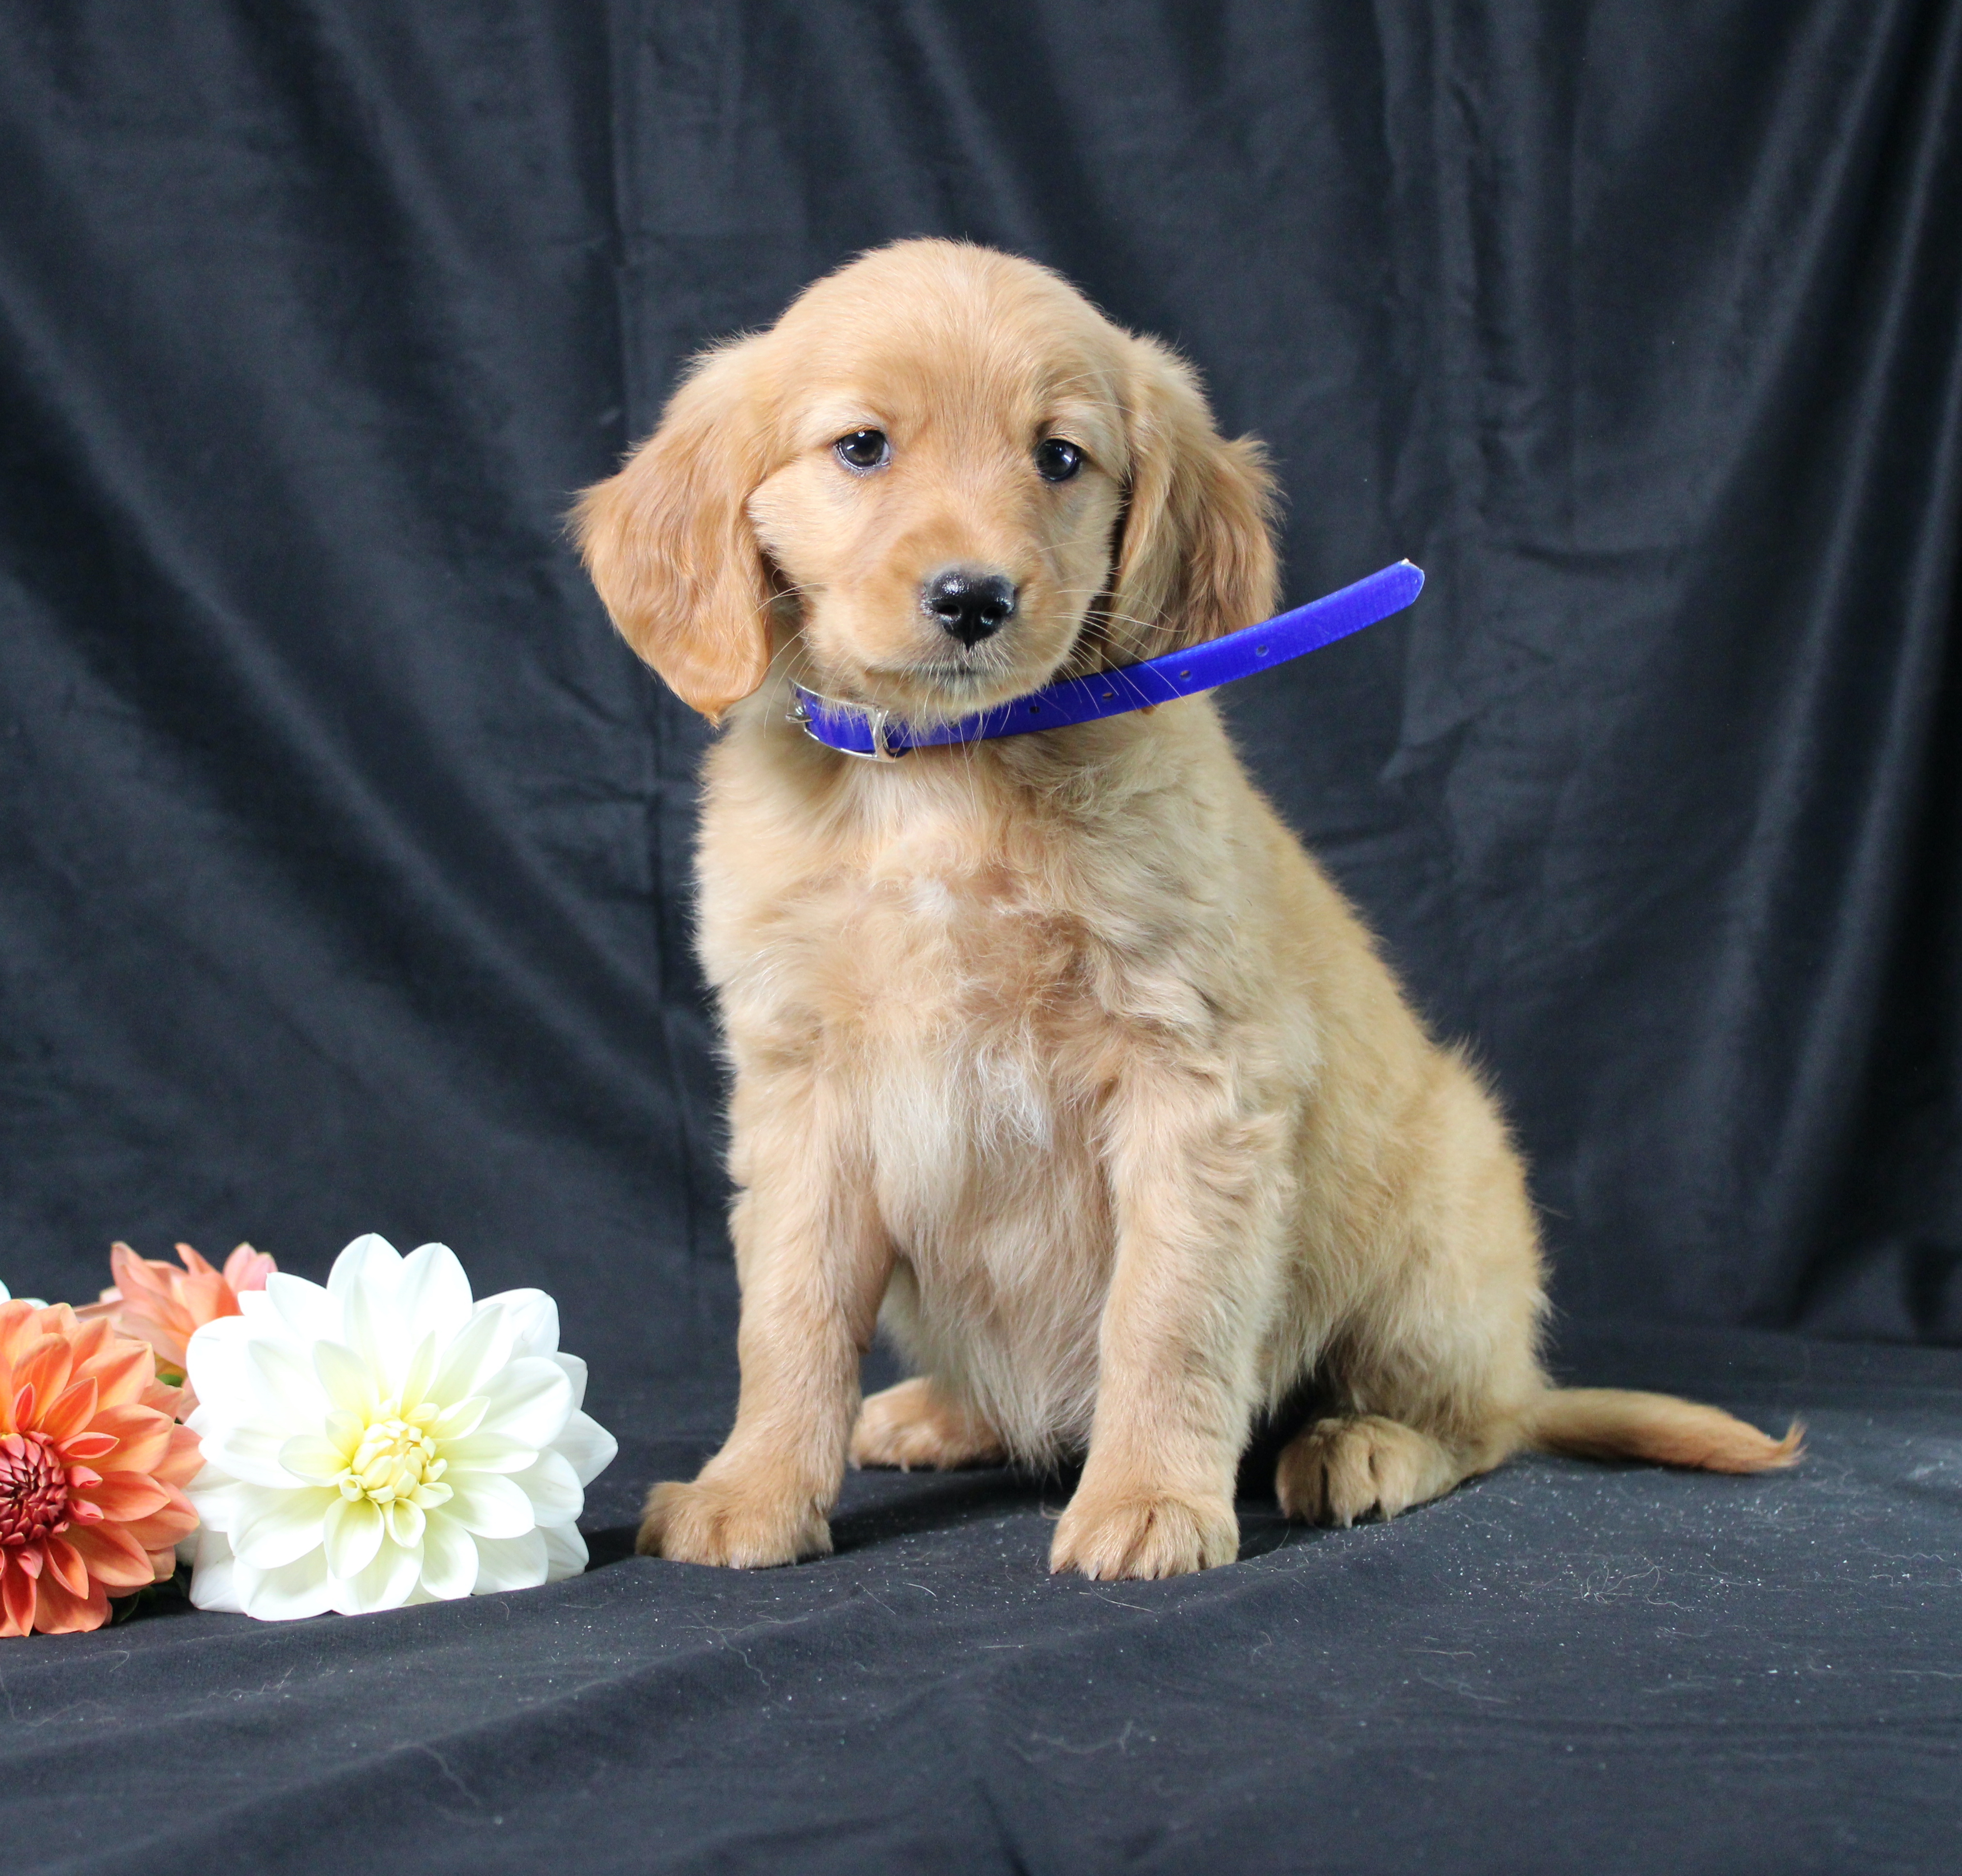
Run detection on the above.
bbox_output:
[0,1299,201,1637]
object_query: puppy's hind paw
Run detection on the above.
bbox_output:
[850,1376,1005,1472]
[1275,1415,1463,1527]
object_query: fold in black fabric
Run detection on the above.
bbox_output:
[1,3,1956,1351]
[1,7,1959,1871]
[5,1329,1960,1874]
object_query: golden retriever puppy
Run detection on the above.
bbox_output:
[575,239,1799,1580]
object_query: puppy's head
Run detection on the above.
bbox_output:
[574,241,1277,724]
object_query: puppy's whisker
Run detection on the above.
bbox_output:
[756,629,818,700]
[1052,607,1174,684]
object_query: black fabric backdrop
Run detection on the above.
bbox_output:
[3,5,1960,1871]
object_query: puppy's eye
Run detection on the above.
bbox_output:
[1035,438,1084,483]
[834,429,890,471]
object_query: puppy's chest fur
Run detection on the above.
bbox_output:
[704,759,1201,1454]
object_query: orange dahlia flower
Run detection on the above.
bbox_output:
[79,1241,275,1400]
[0,1299,201,1637]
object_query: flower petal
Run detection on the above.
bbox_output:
[41,1533,90,1596]
[121,1488,201,1551]
[322,1407,364,1449]
[473,1357,573,1449]
[188,1528,242,1611]
[264,1272,336,1343]
[323,1495,385,1580]
[540,1522,589,1582]
[470,1528,549,1594]
[394,1245,475,1345]
[313,1341,379,1418]
[553,1411,618,1487]
[418,1512,478,1600]
[186,1470,251,1532]
[77,1471,171,1521]
[509,1449,583,1526]
[27,1568,110,1634]
[199,1426,302,1490]
[384,1498,426,1550]
[429,1306,513,1405]
[332,1534,422,1615]
[438,1430,538,1474]
[225,1242,278,1292]
[548,1352,588,1412]
[429,1395,488,1441]
[235,1487,339,1569]
[397,1332,438,1416]
[41,1375,99,1444]
[328,1234,403,1302]
[341,1283,397,1393]
[442,1471,537,1540]
[84,1403,174,1474]
[280,1433,353,1485]
[184,1314,257,1418]
[247,1336,328,1420]
[14,1335,74,1415]
[235,1547,334,1621]
[2,1557,36,1635]
[68,1522,158,1589]
[74,1336,155,1410]
[60,1430,119,1463]
[480,1289,558,1360]
[0,1297,34,1358]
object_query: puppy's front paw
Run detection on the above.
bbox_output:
[636,1475,832,1569]
[850,1377,1005,1471]
[1049,1487,1238,1580]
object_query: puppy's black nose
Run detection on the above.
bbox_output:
[923,569,1018,648]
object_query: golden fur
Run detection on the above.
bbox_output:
[575,240,1800,1580]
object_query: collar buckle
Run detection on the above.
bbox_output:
[788,697,907,761]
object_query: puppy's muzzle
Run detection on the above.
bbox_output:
[923,569,1017,648]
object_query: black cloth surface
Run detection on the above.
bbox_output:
[7,1328,1962,1873]
[2,5,1959,1871]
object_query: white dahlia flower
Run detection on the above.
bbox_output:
[183,1234,617,1620]
[0,1278,47,1308]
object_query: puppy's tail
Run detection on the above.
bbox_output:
[1527,1388,1804,1473]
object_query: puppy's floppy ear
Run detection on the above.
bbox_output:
[573,339,778,721]
[1109,336,1279,656]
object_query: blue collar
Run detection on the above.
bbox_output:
[789,560,1423,760]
